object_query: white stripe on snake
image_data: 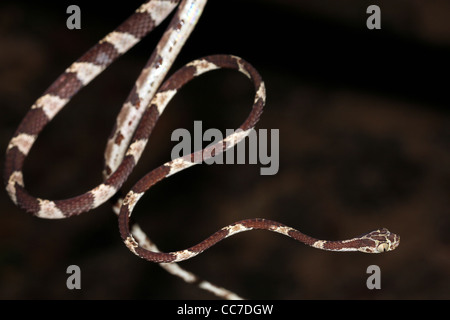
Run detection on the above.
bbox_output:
[4,0,400,298]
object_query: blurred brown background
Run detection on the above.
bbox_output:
[0,0,449,299]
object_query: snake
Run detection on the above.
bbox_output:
[4,0,400,297]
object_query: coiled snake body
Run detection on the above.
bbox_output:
[4,0,399,297]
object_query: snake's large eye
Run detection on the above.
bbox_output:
[376,243,389,252]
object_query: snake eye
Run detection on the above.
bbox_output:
[376,243,389,252]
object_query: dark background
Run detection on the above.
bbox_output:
[1,0,449,299]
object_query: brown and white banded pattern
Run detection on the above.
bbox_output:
[5,0,207,217]
[4,0,399,299]
[120,216,400,263]
[4,0,249,300]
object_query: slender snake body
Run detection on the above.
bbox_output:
[4,0,399,297]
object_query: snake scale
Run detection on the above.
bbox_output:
[4,0,400,298]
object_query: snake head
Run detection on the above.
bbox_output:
[360,228,400,253]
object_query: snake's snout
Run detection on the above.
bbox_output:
[389,233,400,251]
[376,228,400,253]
